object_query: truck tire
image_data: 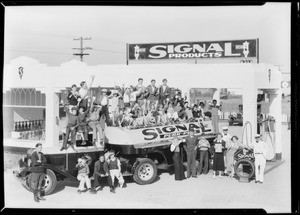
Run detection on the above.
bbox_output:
[41,169,57,195]
[234,158,255,180]
[132,158,157,185]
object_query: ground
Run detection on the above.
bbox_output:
[3,122,291,212]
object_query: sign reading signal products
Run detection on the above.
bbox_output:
[127,39,258,62]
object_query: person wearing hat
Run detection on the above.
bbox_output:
[253,134,268,183]
[197,133,211,175]
[75,156,96,194]
[99,87,111,126]
[212,132,226,179]
[106,150,126,193]
[92,153,112,193]
[145,79,159,111]
[159,78,171,106]
[30,143,47,202]
[183,129,199,178]
[61,105,79,151]
[111,90,121,126]
[222,126,232,176]
[170,136,186,181]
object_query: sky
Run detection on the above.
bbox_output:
[4,3,291,74]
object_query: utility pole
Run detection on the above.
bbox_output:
[72,37,92,62]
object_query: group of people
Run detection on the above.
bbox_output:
[61,76,220,151]
[75,149,126,195]
[170,127,268,184]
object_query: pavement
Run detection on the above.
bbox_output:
[3,123,291,212]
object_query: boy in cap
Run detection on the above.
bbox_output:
[253,134,268,183]
[75,155,96,194]
[183,129,199,178]
[30,143,47,202]
[159,78,170,106]
[61,106,79,151]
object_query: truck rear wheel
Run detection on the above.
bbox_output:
[133,158,157,185]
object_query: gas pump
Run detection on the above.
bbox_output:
[262,116,276,161]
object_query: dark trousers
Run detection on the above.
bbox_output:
[172,152,186,180]
[100,106,111,125]
[93,174,112,188]
[63,126,76,148]
[186,150,196,177]
[197,150,209,174]
[31,172,45,190]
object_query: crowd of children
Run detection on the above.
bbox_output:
[61,76,215,151]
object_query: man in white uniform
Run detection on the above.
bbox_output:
[253,134,268,183]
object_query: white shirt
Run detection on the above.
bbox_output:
[101,95,108,106]
[162,85,166,92]
[79,88,88,99]
[254,140,268,157]
[130,91,137,102]
[222,133,232,147]
[123,93,130,103]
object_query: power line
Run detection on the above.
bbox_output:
[5,49,72,55]
[93,48,125,54]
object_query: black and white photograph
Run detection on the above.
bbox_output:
[2,2,293,213]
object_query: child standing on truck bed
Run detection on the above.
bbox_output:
[61,106,79,151]
[75,156,96,194]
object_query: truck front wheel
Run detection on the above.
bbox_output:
[132,158,157,185]
[41,169,57,195]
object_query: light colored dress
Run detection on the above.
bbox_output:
[226,140,239,173]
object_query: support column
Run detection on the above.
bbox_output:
[268,89,282,160]
[44,88,60,148]
[242,70,257,145]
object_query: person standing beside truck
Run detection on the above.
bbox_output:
[183,129,198,178]
[170,136,186,181]
[212,133,226,179]
[197,134,210,175]
[253,134,268,183]
[30,143,47,202]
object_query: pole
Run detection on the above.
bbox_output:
[73,37,92,62]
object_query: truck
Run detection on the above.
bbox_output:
[14,118,216,195]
